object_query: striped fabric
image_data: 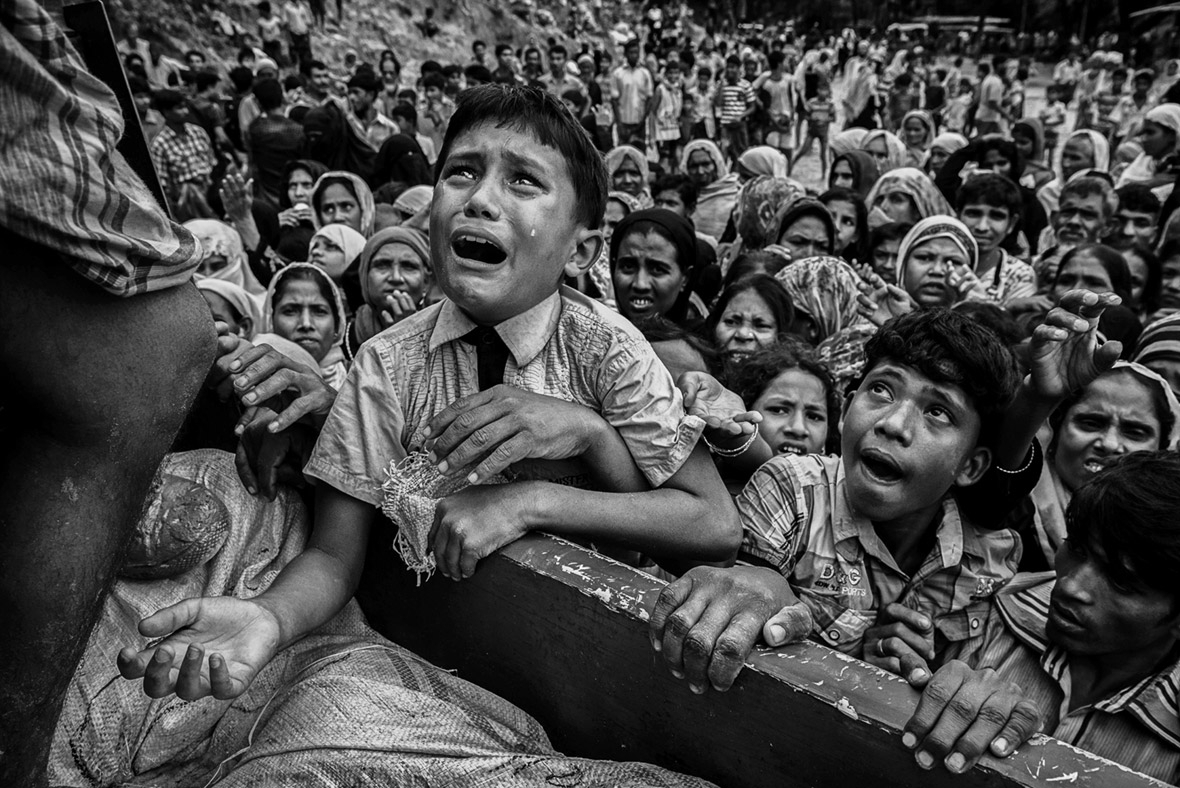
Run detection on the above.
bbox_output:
[305,288,704,506]
[737,454,1021,659]
[717,79,754,126]
[0,0,199,296]
[946,573,1180,783]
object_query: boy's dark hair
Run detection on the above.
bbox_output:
[422,72,446,91]
[397,88,418,103]
[303,58,328,75]
[237,45,255,64]
[373,181,410,205]
[1113,67,1129,80]
[253,78,284,111]
[1116,183,1161,218]
[1066,451,1180,599]
[651,173,699,213]
[868,223,915,255]
[389,101,417,126]
[192,70,220,92]
[768,51,785,69]
[730,337,842,454]
[465,64,493,83]
[623,38,640,52]
[229,65,255,93]
[347,71,381,94]
[442,64,463,78]
[952,301,1027,346]
[434,84,607,230]
[549,44,567,58]
[282,74,303,91]
[956,172,1023,218]
[863,310,1021,446]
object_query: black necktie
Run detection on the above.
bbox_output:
[461,326,510,390]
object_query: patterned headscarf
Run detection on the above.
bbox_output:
[865,167,953,222]
[1133,313,1180,377]
[895,215,978,283]
[735,176,808,250]
[774,256,866,342]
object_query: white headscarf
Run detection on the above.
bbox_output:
[309,224,367,281]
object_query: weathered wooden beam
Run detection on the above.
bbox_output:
[357,531,1167,788]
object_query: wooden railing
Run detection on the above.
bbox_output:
[357,532,1167,788]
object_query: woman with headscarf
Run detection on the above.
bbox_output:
[864,167,953,229]
[773,197,837,262]
[196,278,261,340]
[828,149,881,201]
[258,262,350,389]
[898,109,935,169]
[736,146,790,181]
[390,185,434,225]
[254,159,329,267]
[1117,103,1180,192]
[830,128,869,161]
[1156,59,1180,104]
[886,216,979,311]
[610,207,704,327]
[1013,119,1053,190]
[841,52,879,130]
[925,132,967,178]
[604,145,652,207]
[1134,313,1180,394]
[1036,129,1112,216]
[346,226,432,357]
[311,171,376,237]
[308,224,367,312]
[680,139,741,241]
[729,176,807,260]
[372,134,433,189]
[861,129,907,173]
[185,219,266,296]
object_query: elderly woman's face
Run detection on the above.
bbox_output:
[1052,250,1116,301]
[613,158,643,196]
[367,241,429,310]
[612,230,686,323]
[926,146,950,175]
[875,191,920,225]
[778,215,831,260]
[687,150,717,186]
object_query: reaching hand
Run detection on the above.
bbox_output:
[218,167,255,223]
[379,291,419,327]
[422,386,603,485]
[117,596,283,701]
[678,371,762,447]
[859,283,917,327]
[1028,289,1122,402]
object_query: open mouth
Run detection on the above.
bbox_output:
[777,443,809,456]
[1081,456,1112,475]
[628,296,655,312]
[452,234,508,265]
[859,448,905,483]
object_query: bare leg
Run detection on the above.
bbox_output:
[0,231,215,785]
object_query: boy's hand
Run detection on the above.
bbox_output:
[679,371,761,448]
[429,481,536,580]
[423,386,604,484]
[117,597,282,701]
[863,603,935,683]
[648,565,799,693]
[903,660,1043,774]
[1029,289,1122,402]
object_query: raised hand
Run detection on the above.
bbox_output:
[1029,289,1122,401]
[859,283,917,327]
[678,371,762,447]
[218,167,255,223]
[117,596,283,701]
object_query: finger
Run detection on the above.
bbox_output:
[655,580,711,678]
[1041,306,1090,334]
[143,646,179,698]
[649,575,692,647]
[209,653,238,699]
[898,648,933,687]
[1094,338,1123,371]
[700,609,765,692]
[138,599,201,638]
[175,643,209,701]
[940,691,1030,773]
[117,646,153,679]
[267,388,333,432]
[432,408,516,474]
[430,516,453,580]
[988,700,1043,758]
[915,677,997,766]
[762,603,814,646]
[235,436,261,496]
[905,663,968,745]
[458,538,482,579]
[423,389,498,447]
[878,636,931,677]
[221,344,271,378]
[468,434,531,484]
[678,598,740,693]
[881,603,933,633]
[443,522,464,581]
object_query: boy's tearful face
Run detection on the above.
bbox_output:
[431,122,599,325]
[841,362,988,525]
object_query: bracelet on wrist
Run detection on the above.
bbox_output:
[702,428,758,458]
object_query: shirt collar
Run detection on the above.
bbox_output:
[428,293,561,368]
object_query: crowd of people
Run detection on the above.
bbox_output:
[9,0,1180,783]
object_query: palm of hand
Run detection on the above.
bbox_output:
[1032,324,1100,400]
[162,598,281,696]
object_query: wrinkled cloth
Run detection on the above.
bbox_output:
[50,449,715,788]
[899,109,935,168]
[1134,313,1180,372]
[680,140,740,240]
[195,278,261,340]
[864,167,953,222]
[392,184,434,218]
[261,262,349,389]
[830,128,870,159]
[0,0,201,296]
[185,219,267,296]
[311,170,377,236]
[774,256,868,343]
[737,146,790,179]
[310,223,367,281]
[605,145,652,207]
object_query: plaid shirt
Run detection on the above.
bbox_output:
[0,0,199,296]
[738,454,1021,659]
[947,573,1180,783]
[305,288,704,505]
[150,123,215,200]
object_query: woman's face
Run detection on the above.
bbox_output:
[1061,137,1095,181]
[603,200,627,245]
[926,147,950,175]
[903,118,927,148]
[613,158,643,196]
[714,290,778,361]
[287,168,315,207]
[875,191,920,225]
[612,230,686,322]
[902,236,970,307]
[753,368,830,457]
[197,253,230,278]
[272,278,337,362]
[825,199,860,253]
[318,183,363,232]
[686,149,717,185]
[778,215,832,259]
[1124,250,1148,306]
[1160,255,1180,312]
[871,237,902,284]
[830,159,855,190]
[1054,372,1161,491]
[981,148,1013,179]
[1013,131,1034,162]
[867,138,891,169]
[201,291,249,337]
[1052,251,1115,301]
[309,235,348,280]
[367,241,429,307]
[1139,120,1177,159]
